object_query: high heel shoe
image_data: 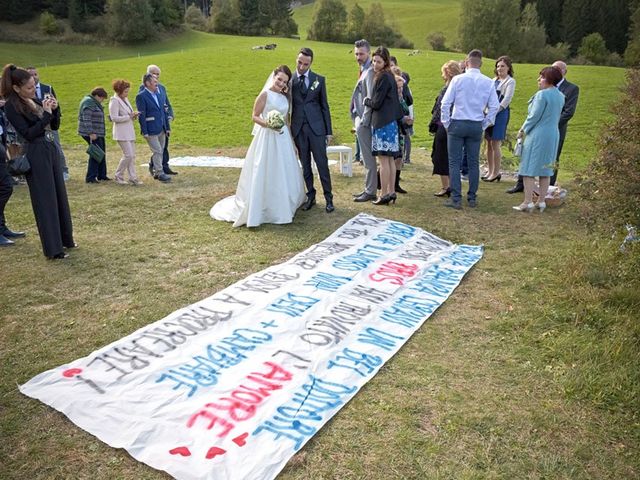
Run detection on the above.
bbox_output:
[389,193,397,204]
[482,173,502,182]
[535,201,546,212]
[434,188,451,197]
[512,202,534,212]
[372,194,391,206]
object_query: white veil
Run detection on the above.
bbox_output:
[251,72,275,136]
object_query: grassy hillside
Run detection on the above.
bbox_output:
[292,0,462,49]
[0,31,624,176]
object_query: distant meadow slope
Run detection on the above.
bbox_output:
[292,0,462,48]
[0,29,626,172]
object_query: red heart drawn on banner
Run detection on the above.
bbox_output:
[232,432,249,447]
[62,368,83,378]
[205,446,227,459]
[169,446,192,457]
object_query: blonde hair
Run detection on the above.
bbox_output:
[441,60,462,84]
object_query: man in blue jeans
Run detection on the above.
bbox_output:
[441,49,499,209]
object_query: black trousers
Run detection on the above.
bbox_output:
[0,154,13,233]
[83,136,107,181]
[26,138,74,257]
[294,123,332,201]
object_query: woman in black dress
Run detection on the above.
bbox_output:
[428,60,463,197]
[1,64,74,259]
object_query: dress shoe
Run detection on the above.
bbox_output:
[325,201,335,213]
[372,194,391,206]
[301,197,316,211]
[115,177,128,185]
[482,173,502,182]
[65,242,78,249]
[444,199,462,210]
[86,178,100,184]
[3,229,25,238]
[506,184,524,194]
[0,235,15,247]
[99,177,112,181]
[513,202,534,212]
[353,192,377,202]
[165,169,178,175]
[352,190,366,198]
[50,252,69,260]
[154,173,172,183]
[535,201,547,213]
[434,188,451,197]
[468,199,477,208]
[129,179,144,186]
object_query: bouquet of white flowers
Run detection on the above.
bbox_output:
[266,110,285,133]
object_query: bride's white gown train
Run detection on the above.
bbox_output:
[210,90,306,227]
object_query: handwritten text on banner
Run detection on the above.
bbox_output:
[21,214,483,480]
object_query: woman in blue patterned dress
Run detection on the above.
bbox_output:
[513,66,565,212]
[364,46,402,205]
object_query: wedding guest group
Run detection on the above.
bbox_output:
[1,64,75,259]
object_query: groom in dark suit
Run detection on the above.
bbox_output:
[291,47,334,213]
[507,60,579,193]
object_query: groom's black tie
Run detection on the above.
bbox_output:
[299,74,307,95]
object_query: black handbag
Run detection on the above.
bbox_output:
[7,153,31,175]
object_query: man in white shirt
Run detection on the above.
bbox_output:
[441,49,499,209]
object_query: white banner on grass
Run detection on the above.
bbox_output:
[21,214,483,480]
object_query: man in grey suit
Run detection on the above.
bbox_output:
[350,39,377,202]
[507,60,579,192]
[291,47,334,213]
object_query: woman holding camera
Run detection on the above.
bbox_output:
[1,64,75,259]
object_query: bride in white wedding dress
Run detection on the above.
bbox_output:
[210,65,306,227]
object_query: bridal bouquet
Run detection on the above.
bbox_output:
[266,110,285,133]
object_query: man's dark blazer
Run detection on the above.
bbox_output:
[290,71,332,138]
[135,88,170,136]
[557,79,579,146]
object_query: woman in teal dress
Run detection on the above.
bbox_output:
[514,66,565,212]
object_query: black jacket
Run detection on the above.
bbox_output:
[364,71,403,129]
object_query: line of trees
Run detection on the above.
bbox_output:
[458,0,640,66]
[307,0,413,48]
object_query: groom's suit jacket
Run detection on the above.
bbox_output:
[290,71,332,138]
[135,88,170,136]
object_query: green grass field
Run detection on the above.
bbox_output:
[1,25,638,480]
[292,0,462,49]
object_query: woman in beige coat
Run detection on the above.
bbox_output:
[109,79,141,185]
